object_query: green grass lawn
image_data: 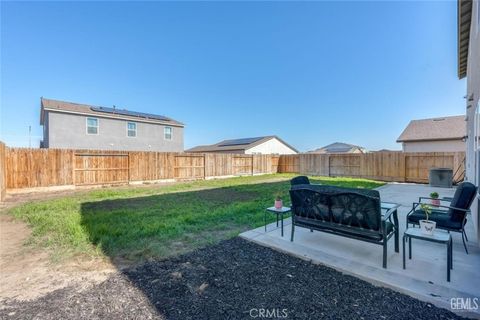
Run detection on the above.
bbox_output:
[6,174,384,264]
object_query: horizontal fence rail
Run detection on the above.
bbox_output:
[1,144,465,193]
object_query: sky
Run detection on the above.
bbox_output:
[0,1,466,151]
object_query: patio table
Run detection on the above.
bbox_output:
[403,227,453,282]
[265,206,291,237]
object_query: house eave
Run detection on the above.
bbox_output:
[458,0,472,79]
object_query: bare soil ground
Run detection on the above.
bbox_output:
[0,215,115,302]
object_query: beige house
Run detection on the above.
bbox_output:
[458,0,480,244]
[186,136,298,155]
[308,142,366,154]
[396,115,466,152]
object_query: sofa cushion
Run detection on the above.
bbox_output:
[295,217,394,241]
[407,209,463,229]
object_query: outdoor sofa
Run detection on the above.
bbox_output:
[289,182,399,268]
[406,181,477,253]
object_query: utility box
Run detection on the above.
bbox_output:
[429,168,453,188]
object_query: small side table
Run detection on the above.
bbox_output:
[403,228,453,282]
[265,206,291,237]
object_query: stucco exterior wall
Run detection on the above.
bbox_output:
[464,0,480,243]
[246,138,297,155]
[46,111,184,152]
[402,140,465,152]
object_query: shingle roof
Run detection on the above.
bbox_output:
[396,115,466,142]
[308,142,366,154]
[40,97,184,127]
[186,136,298,153]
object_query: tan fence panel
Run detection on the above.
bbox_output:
[129,152,174,181]
[174,154,205,179]
[405,152,458,183]
[205,153,233,177]
[233,155,253,176]
[6,148,74,189]
[74,153,129,186]
[278,155,299,173]
[0,142,6,201]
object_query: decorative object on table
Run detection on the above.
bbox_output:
[419,204,436,235]
[406,181,477,254]
[430,192,440,206]
[274,195,283,209]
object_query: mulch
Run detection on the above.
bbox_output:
[0,238,467,320]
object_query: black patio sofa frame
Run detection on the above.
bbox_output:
[289,184,399,268]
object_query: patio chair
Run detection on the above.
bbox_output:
[406,181,477,254]
[290,176,310,186]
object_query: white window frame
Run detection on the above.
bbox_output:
[127,122,137,138]
[86,117,99,135]
[164,126,173,140]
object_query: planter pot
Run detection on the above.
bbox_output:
[431,199,440,207]
[274,200,283,209]
[420,220,437,236]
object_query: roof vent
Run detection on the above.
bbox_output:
[433,118,446,121]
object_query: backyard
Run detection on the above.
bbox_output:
[1,174,472,319]
[5,173,383,264]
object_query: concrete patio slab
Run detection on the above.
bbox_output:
[240,183,480,318]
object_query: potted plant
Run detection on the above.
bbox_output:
[274,194,283,209]
[430,192,440,206]
[419,203,436,235]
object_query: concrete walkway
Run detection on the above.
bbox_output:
[240,183,480,318]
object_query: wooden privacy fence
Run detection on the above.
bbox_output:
[278,152,465,183]
[2,146,465,192]
[4,148,280,190]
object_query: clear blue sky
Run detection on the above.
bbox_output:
[0,1,466,151]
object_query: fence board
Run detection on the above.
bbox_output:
[0,142,5,201]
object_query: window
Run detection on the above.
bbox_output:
[127,122,137,137]
[164,126,172,140]
[86,117,98,135]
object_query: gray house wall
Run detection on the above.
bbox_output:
[45,111,184,152]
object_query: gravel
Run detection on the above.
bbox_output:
[0,238,467,320]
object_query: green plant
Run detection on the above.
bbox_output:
[430,192,439,199]
[420,203,432,221]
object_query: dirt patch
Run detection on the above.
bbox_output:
[0,215,115,302]
[0,238,468,320]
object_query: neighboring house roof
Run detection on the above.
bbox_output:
[458,0,472,79]
[308,142,366,154]
[397,115,466,143]
[186,136,299,153]
[40,97,184,127]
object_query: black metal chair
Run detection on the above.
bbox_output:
[290,176,310,186]
[406,182,477,253]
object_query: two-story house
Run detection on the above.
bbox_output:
[40,98,184,152]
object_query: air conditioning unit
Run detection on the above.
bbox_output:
[429,168,453,188]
